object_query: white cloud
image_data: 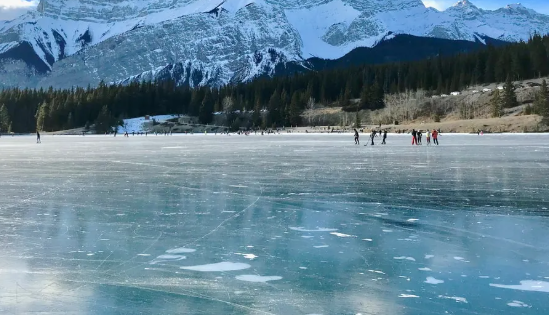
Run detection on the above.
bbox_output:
[421,0,454,11]
[0,0,38,21]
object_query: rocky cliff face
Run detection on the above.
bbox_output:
[0,0,548,89]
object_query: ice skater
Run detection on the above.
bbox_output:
[354,128,359,145]
[432,129,439,145]
[381,130,387,145]
[417,130,423,145]
[426,130,431,145]
[411,129,417,145]
[36,131,41,143]
[370,130,376,145]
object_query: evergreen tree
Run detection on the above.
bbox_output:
[67,112,74,129]
[369,81,385,110]
[252,98,261,127]
[289,92,301,126]
[95,105,115,134]
[267,91,282,127]
[534,79,549,117]
[354,110,361,128]
[502,76,518,108]
[199,89,214,124]
[35,101,49,131]
[490,90,503,118]
[359,83,370,110]
[0,104,10,133]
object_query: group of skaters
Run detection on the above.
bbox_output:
[411,129,439,145]
[354,129,388,145]
[353,128,440,146]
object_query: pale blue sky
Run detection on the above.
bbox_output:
[422,0,549,14]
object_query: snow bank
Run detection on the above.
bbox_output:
[117,115,178,133]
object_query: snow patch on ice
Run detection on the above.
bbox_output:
[490,280,549,293]
[181,262,251,272]
[425,277,444,284]
[399,294,419,298]
[314,245,329,248]
[418,267,432,271]
[242,254,257,260]
[150,254,186,264]
[507,300,530,307]
[290,227,337,232]
[235,275,282,283]
[425,255,434,259]
[394,256,416,261]
[330,232,355,238]
[407,219,419,222]
[454,256,468,262]
[439,295,468,303]
[362,238,373,242]
[166,247,196,254]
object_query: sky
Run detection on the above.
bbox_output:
[0,0,38,20]
[0,0,548,21]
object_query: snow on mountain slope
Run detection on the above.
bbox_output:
[286,0,549,59]
[0,0,548,89]
[285,0,364,59]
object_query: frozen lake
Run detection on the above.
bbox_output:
[1,133,548,314]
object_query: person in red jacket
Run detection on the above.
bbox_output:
[432,129,439,145]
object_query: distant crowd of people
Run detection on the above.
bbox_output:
[352,128,440,146]
[411,129,439,145]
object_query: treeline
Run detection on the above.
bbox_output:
[0,34,549,133]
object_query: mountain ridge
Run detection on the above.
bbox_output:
[0,0,548,88]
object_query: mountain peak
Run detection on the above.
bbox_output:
[451,0,479,10]
[453,0,474,6]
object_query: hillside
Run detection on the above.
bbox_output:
[303,76,549,133]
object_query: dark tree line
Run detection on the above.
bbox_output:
[1,33,549,133]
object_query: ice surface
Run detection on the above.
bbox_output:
[1,134,549,314]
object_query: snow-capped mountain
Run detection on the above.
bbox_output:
[0,0,548,89]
